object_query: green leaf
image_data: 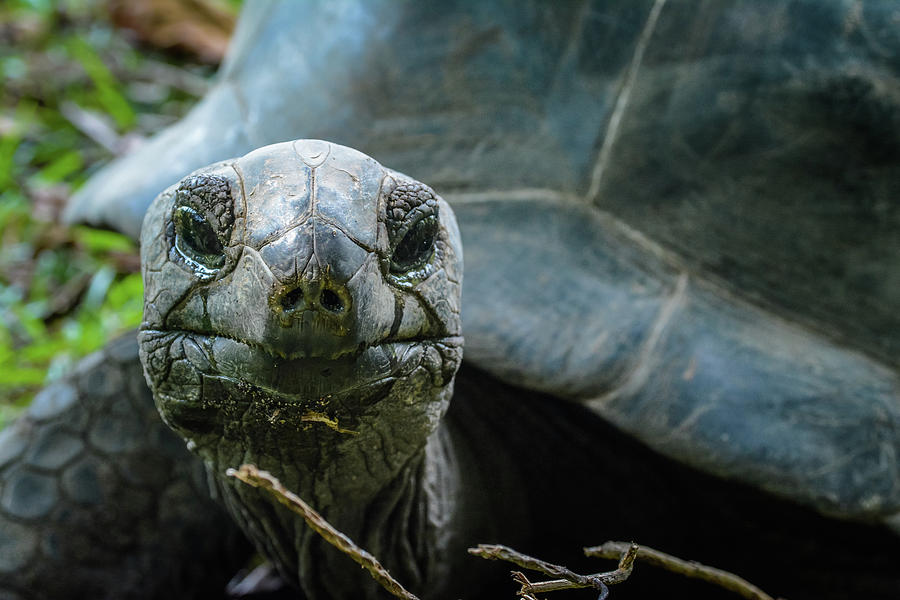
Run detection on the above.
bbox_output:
[0,134,20,190]
[31,149,83,183]
[0,367,45,387]
[21,337,70,362]
[67,38,136,130]
[12,0,55,16]
[73,225,136,253]
[105,272,143,313]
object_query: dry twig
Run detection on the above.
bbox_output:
[469,542,638,597]
[585,541,779,600]
[227,464,420,600]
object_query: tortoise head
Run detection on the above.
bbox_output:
[137,140,463,502]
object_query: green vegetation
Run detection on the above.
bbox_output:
[0,0,224,423]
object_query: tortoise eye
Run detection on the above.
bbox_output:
[174,206,225,270]
[390,215,438,273]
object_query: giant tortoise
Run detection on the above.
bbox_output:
[2,1,899,599]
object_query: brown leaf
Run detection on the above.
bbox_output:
[108,0,236,64]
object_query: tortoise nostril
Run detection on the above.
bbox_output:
[278,283,348,316]
[281,287,304,311]
[320,288,344,313]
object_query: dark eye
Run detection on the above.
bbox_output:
[390,216,438,273]
[174,206,225,270]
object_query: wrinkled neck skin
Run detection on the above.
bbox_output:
[140,328,463,598]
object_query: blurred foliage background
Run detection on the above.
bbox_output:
[0,0,239,424]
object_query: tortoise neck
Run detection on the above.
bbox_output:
[210,426,462,599]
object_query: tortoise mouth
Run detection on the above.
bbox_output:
[140,328,462,400]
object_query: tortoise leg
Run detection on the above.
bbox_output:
[0,333,252,599]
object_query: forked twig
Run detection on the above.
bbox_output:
[227,464,420,600]
[585,541,780,600]
[469,542,638,596]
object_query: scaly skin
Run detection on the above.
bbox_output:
[0,334,250,599]
[139,140,464,598]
